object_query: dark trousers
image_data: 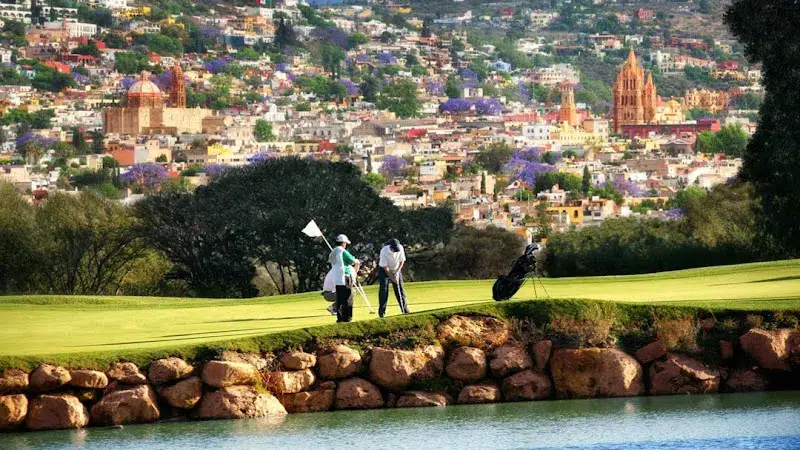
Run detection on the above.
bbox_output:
[336,278,353,323]
[378,269,408,317]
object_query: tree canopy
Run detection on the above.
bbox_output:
[135,158,452,297]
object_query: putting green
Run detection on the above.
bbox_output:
[1,260,799,357]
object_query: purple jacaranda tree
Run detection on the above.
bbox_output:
[516,161,555,187]
[311,27,349,49]
[613,179,644,197]
[540,150,563,165]
[153,69,173,91]
[439,98,473,114]
[72,73,91,85]
[355,54,370,64]
[426,81,444,96]
[376,52,398,65]
[120,76,137,90]
[120,163,169,190]
[380,155,407,177]
[15,132,56,149]
[200,27,221,40]
[248,153,279,165]
[459,68,479,89]
[473,97,503,115]
[664,209,685,220]
[203,58,229,74]
[339,78,359,96]
[275,62,289,72]
[513,83,531,104]
[204,163,231,178]
[509,147,542,164]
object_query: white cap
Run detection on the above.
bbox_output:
[336,234,351,244]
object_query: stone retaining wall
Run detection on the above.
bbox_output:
[2,315,799,433]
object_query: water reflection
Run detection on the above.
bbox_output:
[4,392,800,450]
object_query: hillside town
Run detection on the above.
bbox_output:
[0,0,759,240]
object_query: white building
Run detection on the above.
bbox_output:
[533,64,580,86]
[97,0,127,9]
[529,11,558,28]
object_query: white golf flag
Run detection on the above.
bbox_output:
[301,220,323,238]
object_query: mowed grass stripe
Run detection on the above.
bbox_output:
[0,260,799,358]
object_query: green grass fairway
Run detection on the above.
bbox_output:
[1,260,799,360]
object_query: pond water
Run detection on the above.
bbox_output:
[5,391,800,449]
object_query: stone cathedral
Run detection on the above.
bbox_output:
[612,49,657,133]
[103,66,220,136]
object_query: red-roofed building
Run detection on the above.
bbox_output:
[634,8,654,21]
[43,61,71,75]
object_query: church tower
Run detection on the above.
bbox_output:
[169,65,186,108]
[559,81,578,126]
[612,49,657,133]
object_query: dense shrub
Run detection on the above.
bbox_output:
[545,183,763,277]
[406,226,523,281]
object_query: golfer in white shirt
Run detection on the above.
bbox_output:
[378,238,409,317]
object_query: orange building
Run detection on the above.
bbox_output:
[558,82,578,126]
[612,49,657,133]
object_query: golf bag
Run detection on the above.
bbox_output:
[493,244,539,301]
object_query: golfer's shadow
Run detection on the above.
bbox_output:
[199,314,327,324]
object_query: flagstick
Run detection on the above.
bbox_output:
[313,220,375,315]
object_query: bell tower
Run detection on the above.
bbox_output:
[169,65,186,108]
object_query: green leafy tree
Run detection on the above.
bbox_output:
[114,51,149,74]
[275,18,297,51]
[319,43,345,79]
[0,182,40,293]
[135,158,452,296]
[254,119,276,142]
[714,124,749,157]
[695,131,716,153]
[582,166,591,196]
[473,142,513,174]
[376,80,420,118]
[445,74,462,98]
[359,75,378,103]
[348,32,369,48]
[362,172,386,190]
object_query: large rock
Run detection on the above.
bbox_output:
[0,394,27,430]
[30,365,71,393]
[26,394,89,431]
[490,345,532,378]
[0,369,29,394]
[649,354,720,395]
[720,340,735,360]
[318,345,363,380]
[72,388,101,404]
[739,328,799,371]
[278,389,335,413]
[445,346,487,383]
[396,391,450,408]
[335,378,384,410]
[635,341,667,365]
[202,361,259,388]
[724,368,769,392]
[501,370,551,401]
[268,369,315,394]
[220,351,268,372]
[148,357,194,385]
[107,362,147,385]
[369,346,444,390]
[532,340,552,371]
[280,352,317,370]
[91,384,160,426]
[550,348,644,399]
[198,385,286,420]
[437,315,510,350]
[457,382,502,404]
[69,370,108,389]
[159,376,203,409]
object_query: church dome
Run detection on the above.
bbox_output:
[126,71,163,108]
[128,79,161,96]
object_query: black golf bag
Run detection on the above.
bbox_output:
[493,244,538,301]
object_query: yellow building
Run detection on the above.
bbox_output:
[547,205,584,226]
[682,88,728,114]
[551,122,594,146]
[655,99,685,123]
